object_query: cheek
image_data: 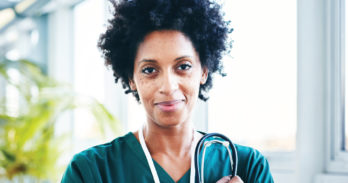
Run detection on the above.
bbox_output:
[183,73,202,99]
[135,77,159,109]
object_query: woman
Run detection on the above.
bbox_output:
[62,0,274,182]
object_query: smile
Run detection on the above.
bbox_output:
[154,100,184,112]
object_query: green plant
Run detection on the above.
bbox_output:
[0,59,121,181]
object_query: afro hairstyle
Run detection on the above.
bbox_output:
[98,0,232,101]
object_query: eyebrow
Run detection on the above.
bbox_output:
[138,55,193,63]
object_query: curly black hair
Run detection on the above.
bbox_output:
[98,0,232,101]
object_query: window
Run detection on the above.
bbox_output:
[73,0,110,151]
[208,0,297,152]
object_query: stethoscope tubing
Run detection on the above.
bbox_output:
[194,133,238,183]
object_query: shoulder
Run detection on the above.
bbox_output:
[61,133,133,182]
[75,134,128,160]
[234,144,274,183]
[71,132,134,166]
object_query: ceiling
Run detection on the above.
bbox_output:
[0,0,83,32]
[0,0,23,10]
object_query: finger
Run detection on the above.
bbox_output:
[228,176,244,183]
[216,176,232,183]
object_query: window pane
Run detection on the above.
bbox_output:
[127,96,146,132]
[208,0,297,152]
[73,0,106,151]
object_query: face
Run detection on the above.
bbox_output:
[130,30,208,128]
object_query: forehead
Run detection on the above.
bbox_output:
[135,30,198,61]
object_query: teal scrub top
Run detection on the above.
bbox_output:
[61,132,274,183]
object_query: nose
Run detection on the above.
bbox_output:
[159,70,179,95]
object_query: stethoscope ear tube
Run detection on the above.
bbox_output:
[194,133,238,183]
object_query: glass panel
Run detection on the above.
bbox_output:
[73,0,106,151]
[208,0,297,152]
[127,96,146,132]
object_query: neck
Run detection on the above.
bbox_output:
[142,121,194,157]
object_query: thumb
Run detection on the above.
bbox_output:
[216,175,244,183]
[228,176,244,183]
[216,176,232,183]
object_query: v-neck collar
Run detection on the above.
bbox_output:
[124,132,191,183]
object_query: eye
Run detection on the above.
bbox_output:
[141,67,157,74]
[177,63,192,71]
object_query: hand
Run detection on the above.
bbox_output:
[216,175,244,183]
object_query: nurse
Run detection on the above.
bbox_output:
[62,0,274,182]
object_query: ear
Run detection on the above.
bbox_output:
[129,79,137,91]
[200,67,208,85]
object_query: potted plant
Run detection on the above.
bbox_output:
[0,59,121,182]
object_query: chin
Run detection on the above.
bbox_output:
[154,114,188,128]
[149,106,191,127]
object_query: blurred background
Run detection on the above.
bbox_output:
[0,0,347,182]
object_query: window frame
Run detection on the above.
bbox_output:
[325,0,348,174]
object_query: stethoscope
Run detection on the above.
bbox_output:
[139,127,238,183]
[194,133,238,183]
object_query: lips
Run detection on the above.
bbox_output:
[154,100,184,112]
